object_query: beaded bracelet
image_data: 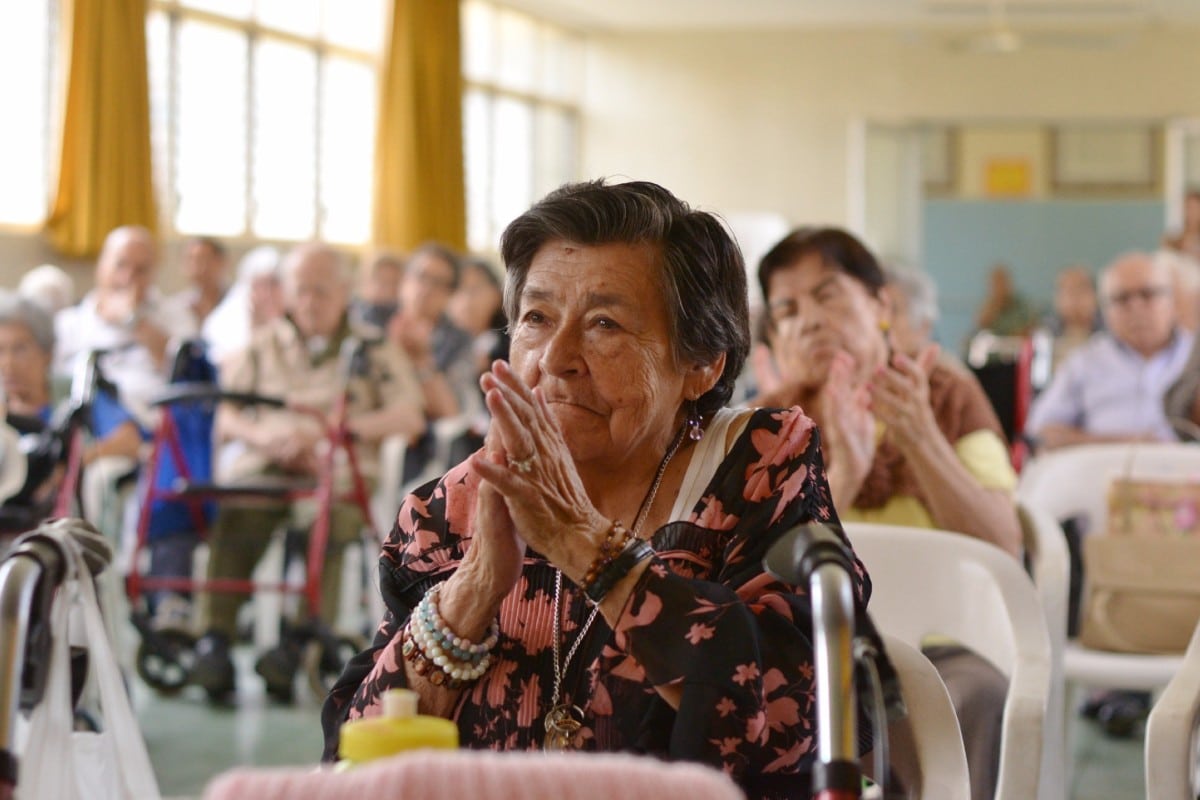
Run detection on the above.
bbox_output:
[581,521,634,591]
[403,584,499,688]
[583,538,655,604]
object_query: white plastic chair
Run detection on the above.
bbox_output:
[877,633,972,800]
[1145,619,1200,800]
[1016,444,1200,691]
[845,522,1057,800]
[1017,500,1070,798]
[1017,443,1200,790]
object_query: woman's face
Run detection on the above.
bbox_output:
[509,240,718,469]
[447,266,502,335]
[0,322,50,412]
[765,254,889,388]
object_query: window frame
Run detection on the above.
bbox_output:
[461,0,583,254]
[147,0,383,246]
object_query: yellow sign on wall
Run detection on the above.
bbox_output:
[985,158,1033,197]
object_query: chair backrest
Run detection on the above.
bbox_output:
[845,522,1055,800]
[1017,442,1200,534]
[1145,620,1200,800]
[877,633,972,800]
[1016,500,1069,800]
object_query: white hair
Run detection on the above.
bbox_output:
[17,264,76,315]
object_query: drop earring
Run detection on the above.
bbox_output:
[686,399,704,442]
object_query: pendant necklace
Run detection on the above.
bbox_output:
[542,422,688,750]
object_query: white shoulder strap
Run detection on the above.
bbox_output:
[668,407,752,522]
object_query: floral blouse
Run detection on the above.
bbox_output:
[322,407,874,799]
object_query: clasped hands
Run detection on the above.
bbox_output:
[455,360,609,606]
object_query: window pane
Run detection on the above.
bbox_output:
[534,107,576,200]
[180,0,252,19]
[461,0,496,85]
[252,38,317,240]
[176,21,248,235]
[320,57,374,244]
[0,0,50,225]
[463,89,492,252]
[146,12,172,225]
[539,27,582,103]
[256,0,319,38]
[495,9,537,93]
[321,0,384,52]
[490,97,533,244]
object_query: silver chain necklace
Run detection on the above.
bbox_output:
[543,423,688,750]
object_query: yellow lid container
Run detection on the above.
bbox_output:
[338,689,459,764]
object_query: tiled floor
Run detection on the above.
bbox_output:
[132,645,1151,800]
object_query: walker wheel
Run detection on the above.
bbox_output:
[135,629,197,694]
[303,634,365,700]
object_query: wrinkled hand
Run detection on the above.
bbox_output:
[262,426,320,474]
[869,344,940,451]
[471,360,607,578]
[457,447,526,603]
[819,351,875,494]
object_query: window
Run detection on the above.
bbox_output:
[147,0,384,244]
[461,1,582,253]
[0,0,59,227]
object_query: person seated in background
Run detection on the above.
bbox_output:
[17,264,76,316]
[164,236,230,329]
[447,255,508,370]
[387,243,480,483]
[1163,188,1200,261]
[973,263,1038,338]
[323,179,882,797]
[53,226,195,540]
[1040,264,1100,372]
[1157,247,1200,332]
[1026,251,1192,738]
[443,256,509,466]
[1025,252,1191,451]
[753,227,1020,800]
[350,251,403,331]
[191,243,426,704]
[202,245,284,374]
[0,290,140,517]
[881,264,969,376]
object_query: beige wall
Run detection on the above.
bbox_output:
[580,27,1200,225]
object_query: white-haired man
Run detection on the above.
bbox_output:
[192,243,426,704]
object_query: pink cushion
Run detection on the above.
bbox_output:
[203,750,745,800]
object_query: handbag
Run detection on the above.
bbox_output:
[1078,477,1200,654]
[17,524,162,800]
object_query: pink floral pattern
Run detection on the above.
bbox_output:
[322,408,872,799]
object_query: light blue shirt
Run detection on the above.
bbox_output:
[1026,329,1194,441]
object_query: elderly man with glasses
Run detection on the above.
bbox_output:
[1026,251,1191,451]
[1025,250,1192,739]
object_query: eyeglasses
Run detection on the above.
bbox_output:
[1106,286,1169,307]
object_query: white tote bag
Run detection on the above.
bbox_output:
[18,528,161,800]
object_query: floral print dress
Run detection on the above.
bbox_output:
[322,407,875,799]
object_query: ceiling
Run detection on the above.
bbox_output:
[495,0,1200,33]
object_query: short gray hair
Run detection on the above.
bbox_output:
[884,265,939,327]
[0,289,55,354]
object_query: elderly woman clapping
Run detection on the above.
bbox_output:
[324,181,876,795]
[754,228,1020,800]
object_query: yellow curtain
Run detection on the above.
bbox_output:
[372,0,466,251]
[45,0,157,258]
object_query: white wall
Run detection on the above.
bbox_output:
[581,26,1200,226]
